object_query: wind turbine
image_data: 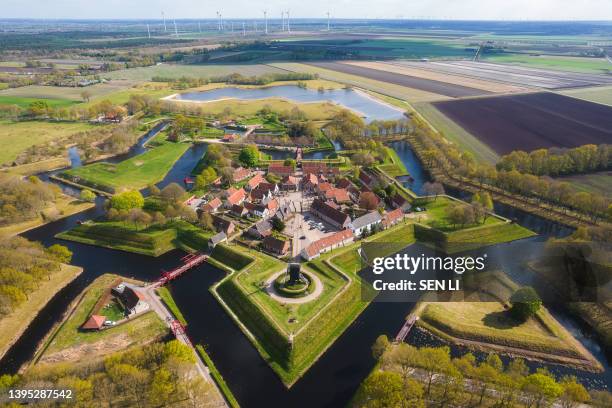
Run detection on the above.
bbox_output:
[216,11,221,31]
[242,22,246,36]
[198,21,201,33]
[173,19,178,36]
[327,11,331,31]
[162,11,167,32]
[286,10,290,32]
[147,23,151,39]
[281,11,284,31]
[263,10,268,35]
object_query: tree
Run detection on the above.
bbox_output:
[475,363,500,405]
[239,145,259,168]
[283,158,296,169]
[149,367,176,406]
[560,376,590,408]
[359,192,379,211]
[46,244,73,264]
[522,373,563,408]
[419,346,451,395]
[423,182,445,200]
[80,189,96,202]
[164,339,195,363]
[161,183,186,203]
[80,90,92,102]
[110,190,144,211]
[271,217,285,232]
[354,371,407,408]
[199,212,214,231]
[371,335,390,360]
[486,352,503,372]
[510,286,542,321]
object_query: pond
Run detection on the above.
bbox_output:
[174,85,406,122]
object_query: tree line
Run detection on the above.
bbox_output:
[0,237,72,317]
[497,144,610,176]
[353,338,611,408]
[0,174,61,225]
[0,340,217,407]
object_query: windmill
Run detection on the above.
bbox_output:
[162,11,167,32]
[263,10,268,35]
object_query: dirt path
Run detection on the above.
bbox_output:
[265,270,324,304]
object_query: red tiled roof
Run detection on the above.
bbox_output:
[304,230,353,258]
[202,197,222,212]
[233,167,251,182]
[318,182,333,192]
[303,173,318,185]
[268,164,293,176]
[82,314,106,330]
[383,208,404,226]
[263,236,290,254]
[311,199,350,226]
[227,188,246,205]
[248,173,264,189]
[282,176,299,185]
[325,188,351,203]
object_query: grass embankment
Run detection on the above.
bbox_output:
[412,102,499,164]
[0,120,102,166]
[2,157,71,176]
[56,219,212,256]
[195,345,240,408]
[59,141,190,193]
[38,274,167,364]
[212,223,415,386]
[0,195,94,237]
[0,264,82,360]
[156,287,188,326]
[377,147,409,178]
[415,272,601,370]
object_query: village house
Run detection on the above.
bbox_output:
[268,164,294,177]
[231,204,248,217]
[222,133,237,142]
[225,187,246,208]
[317,182,333,197]
[246,173,265,191]
[250,189,273,202]
[82,314,106,331]
[232,167,252,183]
[390,194,412,213]
[262,236,290,256]
[359,170,375,188]
[310,199,351,229]
[281,175,300,191]
[209,232,227,248]
[325,188,351,204]
[350,211,383,236]
[201,197,222,213]
[112,283,149,316]
[212,214,236,235]
[248,219,273,239]
[382,208,404,229]
[300,229,354,261]
[302,162,340,178]
[302,173,319,192]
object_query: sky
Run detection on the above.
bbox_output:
[2,0,612,21]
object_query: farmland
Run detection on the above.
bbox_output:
[433,92,612,154]
[483,54,612,74]
[270,61,448,102]
[0,120,102,166]
[0,95,77,109]
[399,60,612,89]
[556,172,612,197]
[560,85,612,107]
[308,61,488,98]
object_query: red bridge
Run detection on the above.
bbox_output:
[154,252,208,287]
[169,318,192,346]
[395,315,418,343]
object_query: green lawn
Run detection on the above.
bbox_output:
[106,63,286,81]
[377,147,409,177]
[39,274,167,362]
[413,102,499,164]
[59,141,190,192]
[0,120,103,165]
[484,54,612,74]
[157,287,188,325]
[420,196,502,232]
[0,95,78,109]
[0,81,135,102]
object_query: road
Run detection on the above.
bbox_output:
[143,284,228,407]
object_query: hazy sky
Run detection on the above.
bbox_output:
[2,0,612,20]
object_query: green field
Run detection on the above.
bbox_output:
[39,274,167,362]
[0,120,102,165]
[560,85,612,107]
[0,95,77,109]
[483,54,612,74]
[57,219,212,256]
[413,102,499,164]
[555,172,612,197]
[377,147,409,177]
[59,141,190,192]
[106,63,286,81]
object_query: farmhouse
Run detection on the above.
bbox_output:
[301,230,354,261]
[310,199,351,229]
[212,215,236,235]
[350,211,383,236]
[248,219,273,239]
[262,236,290,256]
[112,283,149,317]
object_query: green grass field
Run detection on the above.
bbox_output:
[60,141,190,192]
[483,54,612,74]
[0,95,77,109]
[106,63,286,81]
[0,120,103,165]
[559,85,612,107]
[39,274,167,362]
[420,197,502,232]
[0,81,135,102]
[413,102,499,164]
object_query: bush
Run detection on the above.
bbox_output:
[79,189,96,202]
[510,287,542,321]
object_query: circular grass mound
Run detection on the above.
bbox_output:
[273,272,315,298]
